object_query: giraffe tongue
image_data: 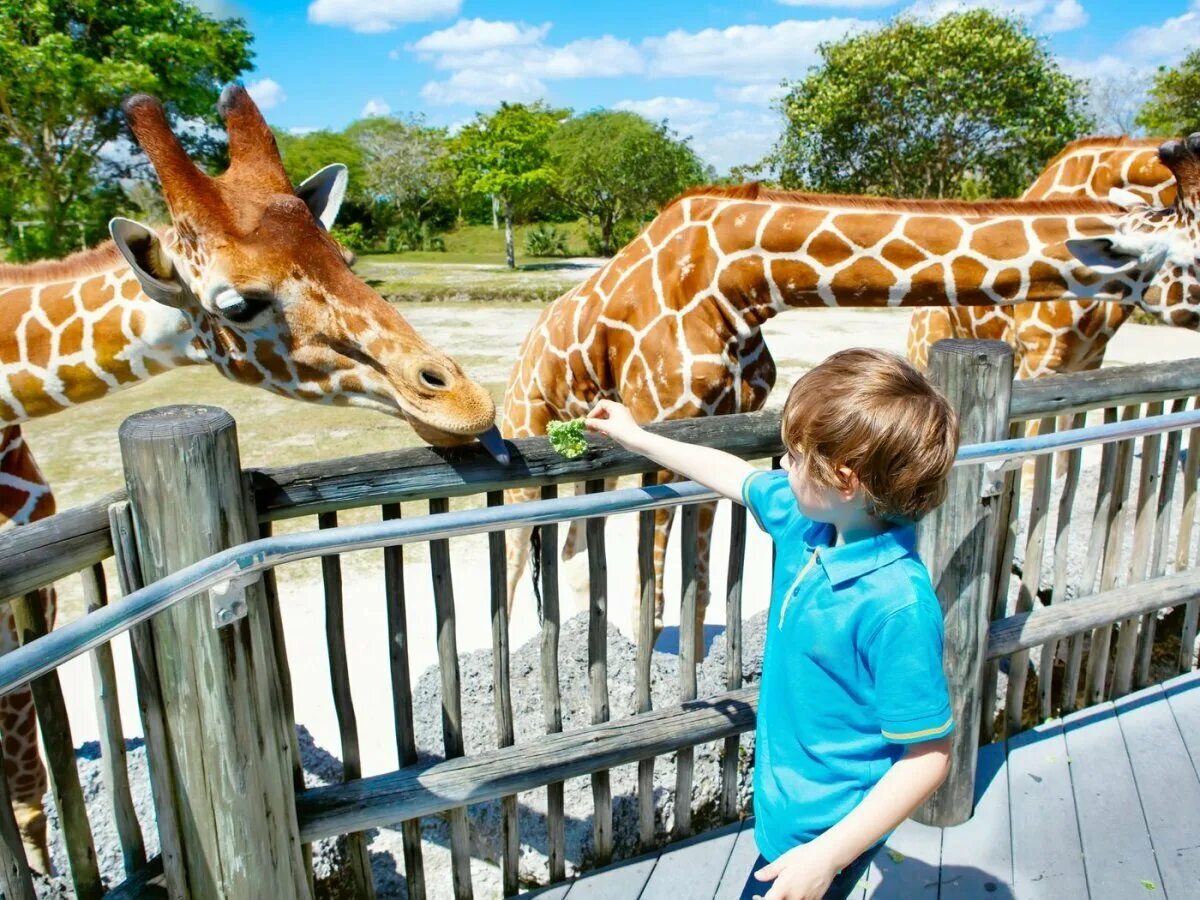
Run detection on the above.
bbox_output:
[477,426,511,466]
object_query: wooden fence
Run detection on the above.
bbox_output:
[0,343,1199,897]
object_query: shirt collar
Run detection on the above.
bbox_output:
[814,523,917,587]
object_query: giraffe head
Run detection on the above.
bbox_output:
[108,86,508,460]
[1067,134,1200,330]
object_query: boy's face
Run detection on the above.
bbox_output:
[781,447,862,522]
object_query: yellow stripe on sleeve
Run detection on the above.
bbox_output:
[881,715,954,742]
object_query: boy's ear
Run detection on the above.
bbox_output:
[837,465,860,497]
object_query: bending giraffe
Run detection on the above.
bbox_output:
[502,134,1200,655]
[0,86,504,872]
[907,136,1176,377]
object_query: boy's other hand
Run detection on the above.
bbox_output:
[752,843,840,900]
[585,400,644,448]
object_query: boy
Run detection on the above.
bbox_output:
[584,348,958,900]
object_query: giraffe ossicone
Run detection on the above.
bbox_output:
[503,133,1200,656]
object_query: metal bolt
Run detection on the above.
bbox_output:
[216,607,235,625]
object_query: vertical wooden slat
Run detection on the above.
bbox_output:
[486,492,519,897]
[721,503,747,823]
[381,503,426,900]
[537,485,566,883]
[1113,403,1164,696]
[10,590,101,899]
[79,562,146,875]
[108,501,187,898]
[1139,399,1188,686]
[1085,405,1139,706]
[584,480,612,866]
[0,739,36,900]
[1065,408,1120,711]
[1009,417,1054,730]
[979,420,1022,741]
[1177,399,1200,673]
[635,475,656,850]
[317,512,375,899]
[673,505,699,840]
[428,497,473,900]
[1047,413,1085,716]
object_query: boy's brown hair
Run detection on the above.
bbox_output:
[781,348,960,522]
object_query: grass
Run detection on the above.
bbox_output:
[364,221,595,267]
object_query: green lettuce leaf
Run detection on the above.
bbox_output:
[547,418,589,459]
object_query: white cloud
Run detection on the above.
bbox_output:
[414,22,642,105]
[287,126,319,136]
[361,98,392,117]
[615,97,720,126]
[308,0,459,34]
[246,78,286,111]
[1122,6,1200,64]
[420,70,548,107]
[905,0,1049,18]
[777,0,896,6]
[410,18,550,53]
[1040,0,1087,33]
[643,19,873,83]
[716,83,789,107]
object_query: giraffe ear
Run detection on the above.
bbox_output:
[1066,237,1140,275]
[109,218,188,308]
[295,163,348,230]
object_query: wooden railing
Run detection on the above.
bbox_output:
[1,346,1200,898]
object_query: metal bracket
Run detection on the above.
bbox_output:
[209,572,259,629]
[982,457,1029,498]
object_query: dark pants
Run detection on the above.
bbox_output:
[738,844,880,900]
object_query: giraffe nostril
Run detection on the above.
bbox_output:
[420,369,448,390]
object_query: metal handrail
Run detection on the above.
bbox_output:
[2,407,1199,695]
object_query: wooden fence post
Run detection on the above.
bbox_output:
[912,340,1014,827]
[118,405,309,899]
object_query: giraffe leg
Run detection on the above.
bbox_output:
[693,501,717,661]
[504,487,541,617]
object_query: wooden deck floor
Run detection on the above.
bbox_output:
[523,670,1200,899]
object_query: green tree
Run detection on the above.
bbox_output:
[450,101,565,268]
[1137,48,1200,136]
[274,128,367,196]
[0,0,253,258]
[768,10,1092,199]
[548,110,709,256]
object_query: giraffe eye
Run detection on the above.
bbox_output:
[216,288,273,324]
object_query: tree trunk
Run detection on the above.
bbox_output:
[492,194,499,230]
[601,214,615,257]
[504,198,515,270]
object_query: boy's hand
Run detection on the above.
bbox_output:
[585,400,644,448]
[751,843,841,900]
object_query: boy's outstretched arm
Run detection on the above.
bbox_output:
[585,400,756,503]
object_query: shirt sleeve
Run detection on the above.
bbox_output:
[869,601,954,745]
[740,469,803,540]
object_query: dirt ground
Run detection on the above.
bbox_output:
[21,258,1200,782]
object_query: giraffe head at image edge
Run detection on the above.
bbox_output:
[1067,133,1200,330]
[112,85,508,461]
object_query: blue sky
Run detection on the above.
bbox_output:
[195,0,1200,173]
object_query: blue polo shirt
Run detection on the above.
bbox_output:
[742,469,953,861]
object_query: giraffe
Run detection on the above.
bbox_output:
[907,136,1176,377]
[0,85,505,873]
[501,134,1200,658]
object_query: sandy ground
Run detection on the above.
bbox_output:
[20,264,1200,783]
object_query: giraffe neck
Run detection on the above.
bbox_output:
[0,247,202,425]
[655,193,1134,330]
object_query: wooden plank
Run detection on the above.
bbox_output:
[0,737,37,899]
[585,480,613,867]
[487,492,519,897]
[864,818,941,898]
[640,821,742,900]
[561,855,658,898]
[428,496,474,900]
[1061,701,1161,896]
[1007,357,1200,420]
[538,485,566,883]
[1009,417,1054,730]
[722,503,747,823]
[713,819,762,900]
[1164,671,1200,773]
[80,562,147,876]
[1178,405,1200,672]
[317,511,374,900]
[939,739,1011,898]
[296,688,758,842]
[675,505,699,840]
[636,477,656,848]
[1007,719,1087,898]
[0,491,118,602]
[105,855,166,899]
[1115,682,1200,898]
[1047,413,1085,716]
[382,502,426,900]
[1086,405,1139,706]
